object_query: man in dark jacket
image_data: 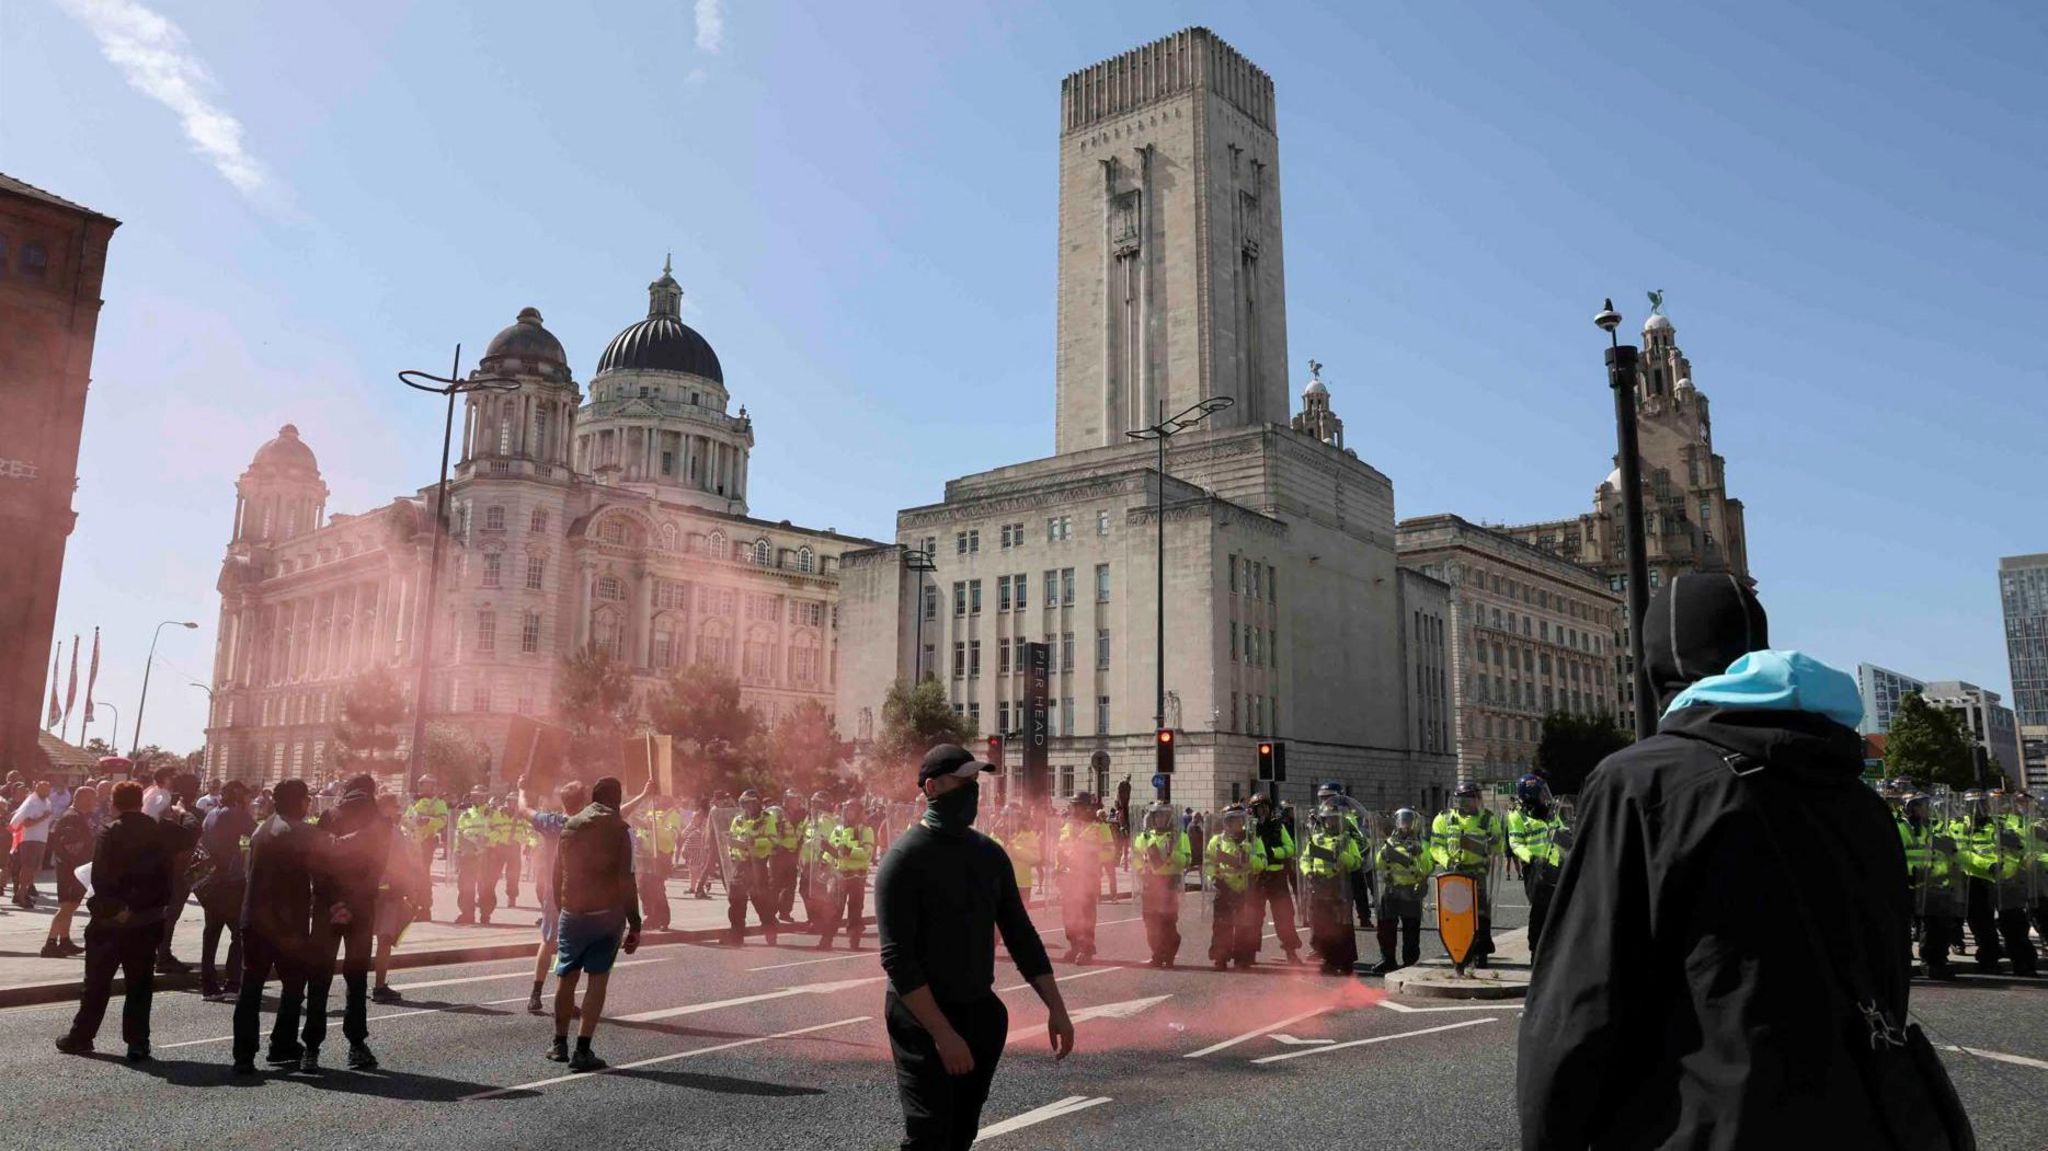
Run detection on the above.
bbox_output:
[304,775,390,1070]
[548,776,641,1072]
[56,781,174,1061]
[197,781,255,999]
[233,779,323,1074]
[154,774,205,974]
[1518,576,1920,1150]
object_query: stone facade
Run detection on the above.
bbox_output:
[838,30,1455,813]
[1396,514,1624,784]
[205,270,879,785]
[0,174,118,776]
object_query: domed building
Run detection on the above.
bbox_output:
[206,265,880,786]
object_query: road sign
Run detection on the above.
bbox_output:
[1152,772,1167,791]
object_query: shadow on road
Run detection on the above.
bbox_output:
[609,1068,828,1096]
[74,1054,503,1100]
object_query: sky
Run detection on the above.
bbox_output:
[4,0,2043,757]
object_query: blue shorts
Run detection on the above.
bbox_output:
[554,910,626,976]
[539,893,560,943]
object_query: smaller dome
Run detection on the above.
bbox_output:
[1303,375,1328,397]
[1601,466,1621,491]
[251,424,319,477]
[1643,313,1673,333]
[1674,376,1695,393]
[483,306,567,366]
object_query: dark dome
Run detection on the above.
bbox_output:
[250,424,319,477]
[483,306,567,366]
[594,260,724,382]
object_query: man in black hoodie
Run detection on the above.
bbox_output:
[305,774,391,1071]
[1518,575,1924,1150]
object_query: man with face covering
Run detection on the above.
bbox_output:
[1518,575,1947,1150]
[876,744,1074,1150]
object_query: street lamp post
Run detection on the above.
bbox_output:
[1126,396,1235,741]
[904,546,937,682]
[1595,299,1656,739]
[398,347,520,794]
[189,682,215,774]
[132,619,198,755]
[93,702,118,750]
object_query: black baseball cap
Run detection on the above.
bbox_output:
[919,744,995,784]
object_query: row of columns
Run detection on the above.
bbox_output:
[568,560,827,686]
[221,567,420,692]
[576,425,747,499]
[462,389,576,468]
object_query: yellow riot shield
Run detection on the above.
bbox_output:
[1436,872,1479,972]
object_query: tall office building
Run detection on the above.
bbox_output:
[1998,553,2048,789]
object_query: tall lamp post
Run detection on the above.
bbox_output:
[1595,299,1656,739]
[93,702,119,750]
[132,619,198,755]
[905,545,937,682]
[398,348,519,793]
[1126,396,1235,736]
[189,682,215,774]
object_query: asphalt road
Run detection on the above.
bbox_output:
[3,887,2043,1151]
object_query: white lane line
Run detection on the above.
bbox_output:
[393,958,662,993]
[1380,998,1526,1014]
[1183,1005,1334,1059]
[996,965,1122,994]
[1942,1044,2048,1071]
[1006,994,1170,1042]
[973,1095,1113,1142]
[462,1016,871,1101]
[1251,1017,1495,1064]
[155,992,547,1049]
[748,951,877,973]
[615,975,885,1023]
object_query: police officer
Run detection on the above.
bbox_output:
[1001,804,1042,898]
[726,790,779,946]
[629,801,672,932]
[1131,802,1190,968]
[799,791,837,926]
[816,799,875,949]
[487,796,519,908]
[1318,782,1375,930]
[1431,781,1504,966]
[1902,792,1961,980]
[1203,805,1265,969]
[770,791,804,925]
[1507,775,1568,953]
[1300,801,1363,975]
[1245,794,1303,964]
[453,793,496,926]
[1055,794,1112,964]
[403,780,449,880]
[1367,809,1430,975]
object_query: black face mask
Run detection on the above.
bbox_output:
[923,780,979,835]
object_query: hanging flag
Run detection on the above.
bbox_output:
[63,635,80,738]
[83,626,101,725]
[45,648,62,730]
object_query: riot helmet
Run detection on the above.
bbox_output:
[1393,808,1423,839]
[1515,775,1553,819]
[1453,780,1482,815]
[1144,803,1174,834]
[739,788,763,817]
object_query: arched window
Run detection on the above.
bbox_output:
[743,626,776,681]
[707,531,726,558]
[789,631,821,687]
[796,546,815,574]
[697,620,732,668]
[484,505,505,531]
[592,608,626,662]
[753,539,772,567]
[651,614,680,670]
[530,507,549,533]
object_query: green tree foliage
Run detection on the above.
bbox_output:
[83,737,117,758]
[556,643,637,774]
[334,666,407,770]
[646,661,760,796]
[420,723,487,799]
[1884,693,1977,791]
[764,699,849,798]
[854,678,976,796]
[1533,711,1635,796]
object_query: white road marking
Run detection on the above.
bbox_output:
[614,975,884,1023]
[393,958,662,992]
[1270,1033,1334,1046]
[1006,994,1170,1042]
[1183,1006,1335,1058]
[996,965,1121,994]
[462,1016,871,1100]
[1038,915,1141,939]
[1252,1017,1496,1064]
[1943,1044,2048,1071]
[973,1095,1113,1142]
[747,951,877,973]
[155,992,541,1049]
[1379,998,1526,1014]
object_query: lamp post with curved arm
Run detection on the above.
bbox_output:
[1595,299,1655,739]
[398,348,520,793]
[132,619,198,755]
[189,682,215,774]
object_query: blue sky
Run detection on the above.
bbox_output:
[6,0,2043,756]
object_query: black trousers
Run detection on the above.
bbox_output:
[1058,873,1097,952]
[1920,915,1960,973]
[637,862,671,931]
[817,874,867,943]
[1306,895,1356,971]
[727,861,776,938]
[1350,869,1375,927]
[1524,862,1559,955]
[1253,872,1301,952]
[157,876,191,960]
[1964,879,2003,968]
[1376,914,1421,966]
[200,890,245,991]
[499,846,521,904]
[68,919,163,1048]
[234,932,312,1063]
[456,854,496,920]
[771,852,800,917]
[304,918,374,1050]
[887,991,1008,1151]
[1139,875,1181,964]
[1209,888,1262,964]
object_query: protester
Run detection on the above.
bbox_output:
[197,781,255,1000]
[56,781,174,1060]
[370,792,424,1003]
[154,773,205,974]
[233,779,322,1074]
[1518,576,1965,1149]
[44,784,98,956]
[304,774,391,1070]
[141,766,176,819]
[9,779,54,908]
[514,777,584,1014]
[548,776,641,1072]
[877,745,1074,1149]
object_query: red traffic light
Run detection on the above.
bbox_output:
[1258,742,1273,756]
[1158,729,1174,744]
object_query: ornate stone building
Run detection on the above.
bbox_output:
[836,29,1457,813]
[205,266,878,784]
[0,173,118,776]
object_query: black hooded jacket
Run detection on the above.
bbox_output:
[1516,703,1909,1150]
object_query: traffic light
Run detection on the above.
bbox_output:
[986,735,1004,773]
[1257,740,1287,782]
[1257,741,1275,781]
[1155,727,1175,774]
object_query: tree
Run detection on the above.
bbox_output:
[647,661,760,797]
[1533,711,1634,797]
[1885,693,1976,791]
[334,666,406,771]
[420,723,487,799]
[854,678,975,795]
[763,699,850,798]
[555,643,637,775]
[83,737,116,758]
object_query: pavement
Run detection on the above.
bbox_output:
[4,868,2043,1150]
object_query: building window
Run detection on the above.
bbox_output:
[593,610,626,662]
[1059,764,1075,797]
[1095,563,1111,602]
[1000,641,1012,675]
[476,609,496,653]
[652,617,680,669]
[790,638,820,686]
[1000,524,1012,549]
[1060,632,1075,673]
[970,579,982,615]
[998,575,1012,612]
[1096,628,1110,669]
[482,552,501,588]
[1229,554,1239,593]
[922,642,936,674]
[952,641,966,680]
[521,610,541,654]
[1267,564,1276,604]
[1060,696,1074,734]
[1097,695,1110,734]
[754,539,772,567]
[1097,510,1110,536]
[744,633,774,681]
[1061,568,1076,606]
[598,575,624,601]
[998,701,1011,733]
[21,241,48,278]
[1042,570,1057,608]
[655,579,690,611]
[484,505,505,531]
[968,529,980,553]
[969,640,982,678]
[956,531,968,555]
[746,594,781,622]
[525,555,545,590]
[796,600,825,628]
[953,581,967,616]
[1231,622,1239,662]
[922,584,938,620]
[1014,573,1028,611]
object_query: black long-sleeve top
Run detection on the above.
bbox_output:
[86,811,174,923]
[875,825,1052,1007]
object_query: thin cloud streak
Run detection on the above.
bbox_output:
[695,0,724,53]
[56,0,268,196]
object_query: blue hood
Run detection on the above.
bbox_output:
[1662,650,1864,731]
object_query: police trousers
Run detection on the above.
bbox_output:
[1139,874,1181,964]
[817,873,867,944]
[1253,871,1301,953]
[727,860,777,940]
[1209,887,1261,964]
[887,990,1008,1151]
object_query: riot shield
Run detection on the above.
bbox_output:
[1374,811,1432,929]
[1130,804,1189,964]
[2021,794,2048,930]
[1429,799,1504,963]
[1915,790,1967,923]
[1991,792,2031,917]
[708,805,744,896]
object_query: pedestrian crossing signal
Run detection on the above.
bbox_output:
[1156,727,1175,774]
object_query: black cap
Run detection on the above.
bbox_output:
[918,744,995,785]
[1642,573,1768,708]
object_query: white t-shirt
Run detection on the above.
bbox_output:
[8,793,53,843]
[142,785,173,820]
